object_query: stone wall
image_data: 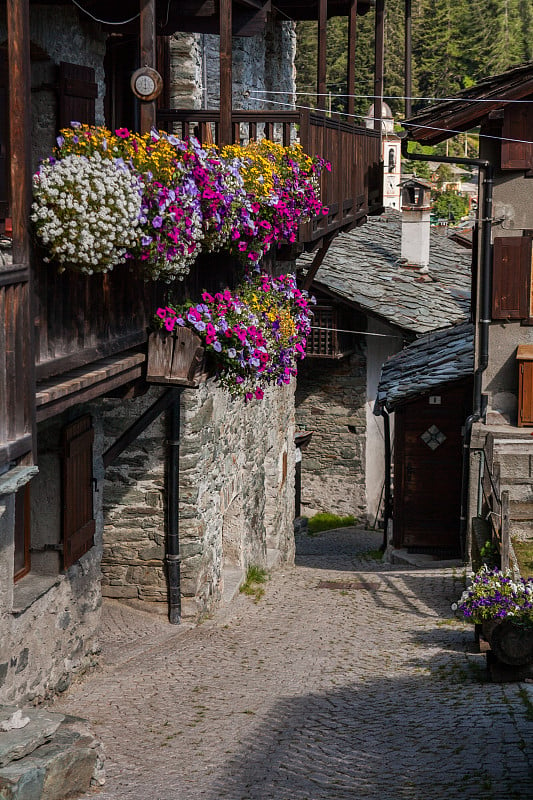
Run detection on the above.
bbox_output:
[0,407,104,705]
[1,6,107,172]
[169,19,295,114]
[295,349,367,521]
[101,381,296,620]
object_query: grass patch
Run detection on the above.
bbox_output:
[518,687,533,721]
[308,512,357,535]
[361,548,383,561]
[239,565,269,602]
[512,537,533,578]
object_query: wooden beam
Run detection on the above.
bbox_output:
[373,0,384,134]
[219,0,233,145]
[103,388,174,469]
[347,0,358,118]
[317,0,327,109]
[7,0,31,267]
[7,0,34,466]
[302,232,336,291]
[140,0,156,133]
[404,0,412,118]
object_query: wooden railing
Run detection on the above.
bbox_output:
[479,435,510,571]
[157,108,383,244]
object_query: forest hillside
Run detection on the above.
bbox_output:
[294,0,533,121]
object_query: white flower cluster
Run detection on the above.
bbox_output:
[32,153,142,275]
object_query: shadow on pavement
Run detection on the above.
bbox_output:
[202,663,532,800]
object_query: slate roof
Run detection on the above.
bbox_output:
[374,322,474,412]
[299,210,472,334]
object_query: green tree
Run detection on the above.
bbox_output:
[432,189,469,220]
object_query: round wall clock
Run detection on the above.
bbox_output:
[131,67,163,102]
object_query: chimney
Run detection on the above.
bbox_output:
[400,178,432,272]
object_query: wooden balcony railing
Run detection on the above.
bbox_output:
[157,108,383,244]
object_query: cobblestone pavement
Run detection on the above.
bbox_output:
[52,528,533,800]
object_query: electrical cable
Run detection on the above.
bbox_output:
[71,0,140,26]
[250,89,533,105]
[251,96,533,147]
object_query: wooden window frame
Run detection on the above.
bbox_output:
[13,483,31,582]
[62,415,95,570]
[492,235,532,322]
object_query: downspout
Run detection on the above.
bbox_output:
[381,408,392,552]
[167,388,183,624]
[401,138,494,558]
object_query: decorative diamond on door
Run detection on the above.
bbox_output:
[420,424,446,451]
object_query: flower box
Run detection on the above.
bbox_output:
[146,328,208,388]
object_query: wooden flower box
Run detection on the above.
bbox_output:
[146,328,208,388]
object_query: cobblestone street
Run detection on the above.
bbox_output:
[52,528,533,800]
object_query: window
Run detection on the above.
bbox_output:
[13,484,30,582]
[62,415,95,569]
[492,236,532,321]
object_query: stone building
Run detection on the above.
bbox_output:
[0,0,384,706]
[295,209,472,525]
[402,63,533,564]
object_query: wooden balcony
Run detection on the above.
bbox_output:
[157,108,383,246]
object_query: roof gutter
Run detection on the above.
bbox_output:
[401,138,494,559]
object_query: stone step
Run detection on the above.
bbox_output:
[0,709,63,768]
[0,714,103,800]
[510,502,533,521]
[221,566,245,605]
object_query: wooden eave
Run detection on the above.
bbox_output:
[273,0,373,19]
[310,279,411,339]
[28,0,273,35]
[35,351,145,422]
[404,62,533,145]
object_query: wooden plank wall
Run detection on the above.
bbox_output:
[33,261,162,380]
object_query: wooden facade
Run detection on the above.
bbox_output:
[0,0,384,514]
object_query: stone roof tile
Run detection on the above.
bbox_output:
[300,210,471,334]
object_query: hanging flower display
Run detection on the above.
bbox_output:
[155,272,315,400]
[31,152,142,274]
[33,124,329,279]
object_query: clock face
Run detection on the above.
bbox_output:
[130,67,163,101]
[136,74,156,97]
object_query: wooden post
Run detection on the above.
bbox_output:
[374,0,385,134]
[317,0,327,113]
[140,0,156,134]
[347,0,358,119]
[501,489,510,572]
[404,0,412,118]
[219,0,233,146]
[7,0,35,465]
[7,0,31,266]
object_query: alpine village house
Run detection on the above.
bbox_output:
[387,63,533,568]
[0,0,384,704]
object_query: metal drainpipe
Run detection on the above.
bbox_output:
[381,408,392,552]
[400,139,494,558]
[167,388,183,624]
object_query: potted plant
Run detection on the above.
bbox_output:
[453,566,533,667]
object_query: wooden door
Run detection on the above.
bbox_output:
[393,382,471,553]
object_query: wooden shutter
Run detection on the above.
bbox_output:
[62,415,95,569]
[58,62,97,129]
[492,236,531,319]
[0,59,8,220]
[14,484,30,582]
[501,106,533,171]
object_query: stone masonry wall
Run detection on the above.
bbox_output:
[101,381,295,621]
[0,406,104,705]
[169,20,295,114]
[295,349,367,521]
